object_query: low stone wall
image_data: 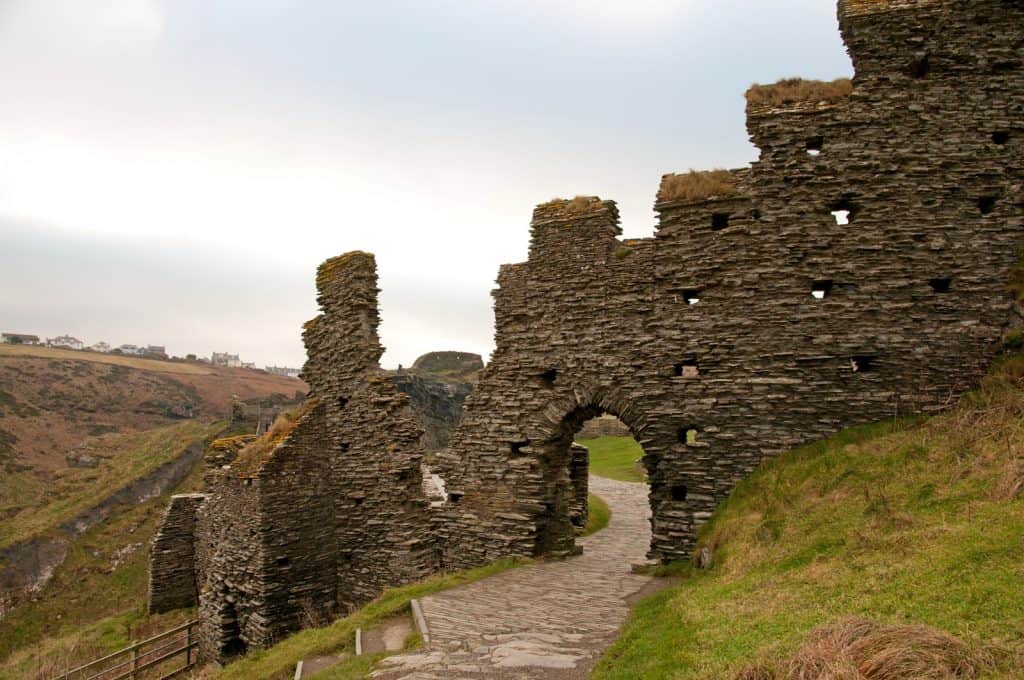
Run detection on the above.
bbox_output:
[576,415,631,440]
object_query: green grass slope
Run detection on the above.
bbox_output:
[595,358,1024,679]
[577,435,645,482]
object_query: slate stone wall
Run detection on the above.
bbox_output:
[147,493,206,615]
[432,0,1023,566]
[184,253,438,662]
[150,0,1023,662]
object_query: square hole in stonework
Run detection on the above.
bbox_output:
[340,442,350,453]
[682,289,702,305]
[711,213,731,230]
[909,53,930,79]
[510,441,529,457]
[851,355,876,373]
[829,197,857,225]
[806,136,824,156]
[671,485,688,501]
[337,396,349,410]
[812,280,834,300]
[673,361,700,379]
[678,427,699,445]
[449,492,464,504]
[992,131,1010,145]
[929,278,952,293]
[978,196,997,214]
[538,369,557,388]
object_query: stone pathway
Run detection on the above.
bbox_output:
[373,476,655,679]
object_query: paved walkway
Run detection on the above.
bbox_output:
[373,476,654,679]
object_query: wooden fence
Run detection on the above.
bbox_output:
[52,620,198,680]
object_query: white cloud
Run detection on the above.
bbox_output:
[0,0,164,53]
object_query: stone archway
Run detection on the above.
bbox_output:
[527,386,652,559]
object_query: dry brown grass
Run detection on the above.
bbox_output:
[231,399,317,475]
[657,169,738,204]
[738,617,992,680]
[746,78,853,109]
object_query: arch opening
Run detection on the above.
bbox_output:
[531,405,649,558]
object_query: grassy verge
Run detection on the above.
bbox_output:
[582,493,611,536]
[0,420,223,549]
[576,435,645,483]
[594,359,1024,679]
[0,454,207,672]
[212,558,525,680]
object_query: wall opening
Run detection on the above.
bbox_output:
[673,361,700,379]
[711,213,731,231]
[806,136,824,156]
[538,369,558,388]
[812,280,834,300]
[533,407,647,557]
[992,131,1010,145]
[682,289,702,305]
[978,196,997,214]
[678,427,699,445]
[671,484,688,501]
[909,53,931,78]
[929,278,952,293]
[830,198,857,224]
[851,355,876,373]
[510,440,529,457]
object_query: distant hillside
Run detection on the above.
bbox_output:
[409,351,483,381]
[0,344,305,476]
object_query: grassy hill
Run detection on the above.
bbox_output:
[0,344,304,506]
[594,357,1024,679]
[0,346,307,674]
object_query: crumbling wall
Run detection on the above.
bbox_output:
[148,493,206,614]
[433,0,1023,566]
[184,253,436,662]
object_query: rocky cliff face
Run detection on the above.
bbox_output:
[390,373,474,451]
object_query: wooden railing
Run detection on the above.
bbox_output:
[52,620,198,680]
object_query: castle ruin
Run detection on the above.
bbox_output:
[149,0,1023,662]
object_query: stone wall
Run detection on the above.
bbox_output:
[576,414,631,440]
[183,253,438,661]
[432,0,1023,566]
[149,0,1023,662]
[148,493,206,614]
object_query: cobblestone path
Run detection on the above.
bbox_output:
[373,475,654,679]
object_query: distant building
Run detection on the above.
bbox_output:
[90,341,112,353]
[145,345,168,359]
[211,352,241,368]
[2,333,41,345]
[118,344,145,356]
[241,361,256,370]
[266,366,302,379]
[48,335,84,350]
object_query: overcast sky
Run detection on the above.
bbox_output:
[0,0,853,369]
